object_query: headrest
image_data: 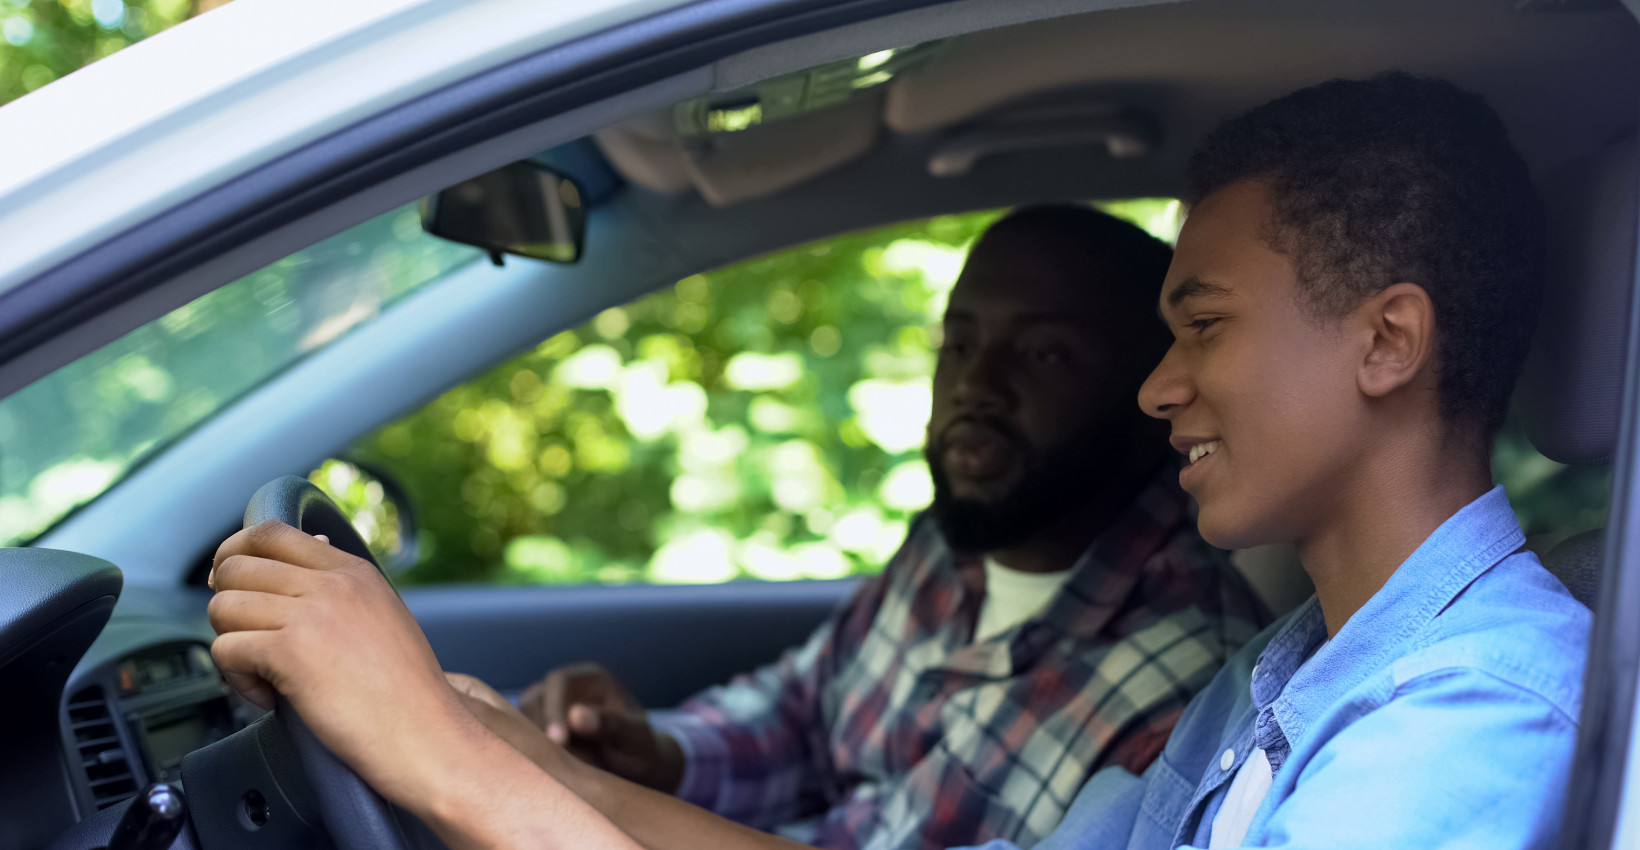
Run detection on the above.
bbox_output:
[1540,528,1604,609]
[1519,137,1637,465]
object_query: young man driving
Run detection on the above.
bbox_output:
[205,72,1589,849]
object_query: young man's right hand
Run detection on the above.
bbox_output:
[519,662,685,793]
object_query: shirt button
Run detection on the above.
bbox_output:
[1220,748,1236,771]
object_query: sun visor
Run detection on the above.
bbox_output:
[590,45,945,207]
[1519,137,1638,465]
[682,96,881,206]
[594,95,882,207]
[593,124,695,194]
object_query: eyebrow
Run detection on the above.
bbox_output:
[1165,276,1234,308]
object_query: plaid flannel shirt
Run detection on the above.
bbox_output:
[653,471,1268,850]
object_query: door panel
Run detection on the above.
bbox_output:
[405,578,856,708]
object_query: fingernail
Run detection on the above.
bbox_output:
[547,724,565,743]
[314,534,330,544]
[570,705,600,734]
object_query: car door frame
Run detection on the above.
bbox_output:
[1559,56,1640,849]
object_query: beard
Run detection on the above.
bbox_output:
[925,415,1123,554]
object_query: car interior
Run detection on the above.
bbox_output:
[1,0,1637,848]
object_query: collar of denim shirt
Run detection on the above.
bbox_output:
[1248,485,1527,765]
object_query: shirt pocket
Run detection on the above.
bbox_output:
[1138,751,1195,840]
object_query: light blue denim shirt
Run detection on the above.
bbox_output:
[966,485,1590,850]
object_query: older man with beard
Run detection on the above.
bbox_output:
[496,206,1271,849]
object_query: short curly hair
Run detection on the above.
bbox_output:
[1186,72,1545,437]
[977,204,1176,359]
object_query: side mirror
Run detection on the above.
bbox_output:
[307,459,420,576]
[421,161,587,265]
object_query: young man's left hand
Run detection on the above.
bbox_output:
[206,521,658,850]
[207,520,478,806]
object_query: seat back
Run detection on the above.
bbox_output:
[1541,529,1605,608]
[1519,137,1637,606]
[1520,140,1637,468]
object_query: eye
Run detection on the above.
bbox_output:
[1026,345,1070,365]
[1186,316,1223,334]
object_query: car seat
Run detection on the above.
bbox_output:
[1522,136,1637,608]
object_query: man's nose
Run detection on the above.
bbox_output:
[1137,343,1191,420]
[953,345,1012,411]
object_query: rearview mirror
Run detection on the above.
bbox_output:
[421,160,587,264]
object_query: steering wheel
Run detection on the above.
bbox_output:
[241,475,413,850]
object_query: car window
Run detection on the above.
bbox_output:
[334,201,1178,587]
[328,198,1608,589]
[0,205,482,546]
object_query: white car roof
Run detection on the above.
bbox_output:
[0,0,688,300]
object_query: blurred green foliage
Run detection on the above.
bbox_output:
[0,207,478,545]
[0,0,190,104]
[347,209,1018,587]
[330,200,1609,587]
[1494,418,1613,547]
[310,458,407,564]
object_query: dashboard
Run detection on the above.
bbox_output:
[20,543,436,850]
[65,642,246,812]
[50,584,255,827]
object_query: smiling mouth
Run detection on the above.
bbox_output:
[1186,440,1222,465]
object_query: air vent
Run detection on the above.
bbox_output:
[65,686,138,809]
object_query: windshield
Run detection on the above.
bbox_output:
[0,205,481,546]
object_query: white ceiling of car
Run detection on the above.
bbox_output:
[596,0,1640,206]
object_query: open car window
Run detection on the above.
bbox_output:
[323,198,1609,590]
[327,201,1185,586]
[329,207,1029,586]
[0,205,482,546]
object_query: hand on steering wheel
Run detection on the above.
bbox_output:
[207,476,458,850]
[205,477,644,850]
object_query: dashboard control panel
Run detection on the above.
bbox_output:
[63,642,248,812]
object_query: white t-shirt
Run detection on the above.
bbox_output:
[1208,641,1329,848]
[973,557,1073,643]
[1209,747,1274,849]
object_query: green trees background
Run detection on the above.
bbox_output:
[341,202,1187,586]
[321,196,1606,588]
[0,0,190,103]
[0,206,478,546]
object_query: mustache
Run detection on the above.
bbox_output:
[934,414,1026,452]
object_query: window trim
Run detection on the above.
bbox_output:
[1559,105,1640,850]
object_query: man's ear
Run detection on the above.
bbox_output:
[1356,282,1437,399]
